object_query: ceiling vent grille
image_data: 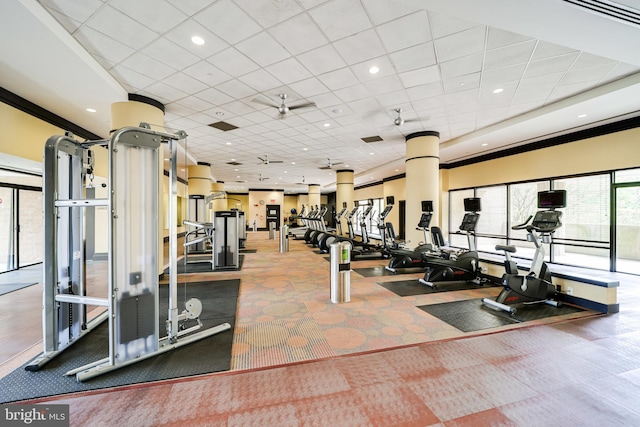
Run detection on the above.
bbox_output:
[361,135,383,143]
[562,0,640,26]
[226,161,242,165]
[208,121,238,131]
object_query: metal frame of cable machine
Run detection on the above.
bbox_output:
[26,124,231,382]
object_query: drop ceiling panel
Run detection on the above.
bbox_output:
[309,0,372,42]
[268,13,328,55]
[86,6,158,50]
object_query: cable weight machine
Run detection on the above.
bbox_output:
[26,123,231,381]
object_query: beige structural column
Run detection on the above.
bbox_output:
[188,162,211,197]
[335,169,354,236]
[308,183,321,226]
[405,131,440,246]
[210,181,227,213]
[111,95,165,277]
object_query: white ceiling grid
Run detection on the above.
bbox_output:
[8,0,638,192]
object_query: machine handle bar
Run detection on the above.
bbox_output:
[511,215,533,230]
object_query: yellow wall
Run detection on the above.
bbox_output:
[446,127,640,190]
[248,190,284,228]
[0,103,63,161]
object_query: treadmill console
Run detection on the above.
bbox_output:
[418,212,432,228]
[459,212,479,232]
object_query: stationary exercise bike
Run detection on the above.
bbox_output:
[481,190,566,314]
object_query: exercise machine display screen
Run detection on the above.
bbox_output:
[537,190,566,209]
[421,200,433,212]
[460,212,479,231]
[463,197,481,212]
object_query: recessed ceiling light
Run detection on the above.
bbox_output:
[226,142,232,145]
[369,66,379,74]
[191,36,205,45]
[234,168,238,172]
[481,143,488,147]
[303,148,308,151]
[395,169,399,172]
[284,171,288,173]
[492,88,504,94]
[323,123,330,127]
[577,114,587,118]
[86,108,96,113]
[459,82,465,86]
[215,111,224,116]
[230,158,235,161]
[332,108,343,114]
[345,164,349,167]
[369,152,374,155]
[291,162,296,165]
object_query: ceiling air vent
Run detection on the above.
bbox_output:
[208,121,238,131]
[361,135,383,143]
[562,0,640,26]
[226,161,242,166]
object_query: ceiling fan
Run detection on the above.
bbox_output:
[258,174,269,182]
[252,93,316,119]
[258,154,283,165]
[393,108,421,126]
[318,158,343,170]
[295,176,307,185]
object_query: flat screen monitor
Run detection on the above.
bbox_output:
[342,202,347,208]
[421,200,433,212]
[464,197,481,212]
[386,196,395,205]
[538,190,566,209]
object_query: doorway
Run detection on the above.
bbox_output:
[266,204,280,231]
[613,184,640,274]
[398,200,406,240]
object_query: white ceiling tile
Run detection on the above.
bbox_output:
[364,75,404,96]
[346,98,382,114]
[297,44,346,75]
[218,100,256,116]
[572,52,619,69]
[376,90,410,109]
[399,66,440,88]
[235,32,290,67]
[173,95,215,112]
[443,72,481,94]
[164,19,229,58]
[208,47,260,77]
[74,26,135,64]
[480,63,527,85]
[195,87,235,106]
[108,0,187,33]
[440,53,483,80]
[377,11,431,52]
[333,29,386,65]
[171,0,214,15]
[165,101,198,117]
[476,106,509,127]
[45,7,82,33]
[188,112,220,125]
[183,60,232,86]
[317,67,359,90]
[406,82,443,101]
[531,41,579,61]
[216,79,257,99]
[561,64,618,86]
[163,72,209,95]
[268,13,328,55]
[605,63,640,80]
[548,81,596,101]
[512,79,555,104]
[235,0,302,28]
[119,53,176,80]
[86,5,158,50]
[40,0,103,22]
[361,0,422,25]
[478,81,518,107]
[442,88,479,107]
[428,10,483,39]
[334,84,371,103]
[288,77,330,98]
[309,0,371,42]
[484,40,536,70]
[194,0,262,44]
[111,64,156,89]
[239,69,283,92]
[142,37,200,70]
[350,56,395,83]
[487,27,534,50]
[434,26,486,63]
[296,109,330,122]
[311,92,345,108]
[265,58,312,84]
[523,53,579,79]
[390,42,437,73]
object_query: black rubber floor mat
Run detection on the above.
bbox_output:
[240,249,257,253]
[417,298,586,333]
[0,279,239,403]
[353,267,396,277]
[379,280,491,297]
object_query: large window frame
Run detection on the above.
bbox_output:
[448,168,638,273]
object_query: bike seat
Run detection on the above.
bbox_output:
[495,245,516,253]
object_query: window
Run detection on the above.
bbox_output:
[474,185,507,253]
[449,189,473,247]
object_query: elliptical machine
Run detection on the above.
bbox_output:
[481,190,566,314]
[386,200,438,273]
[418,197,483,288]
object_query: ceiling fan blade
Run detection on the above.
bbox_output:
[251,96,279,108]
[269,160,284,163]
[318,166,331,170]
[287,101,316,111]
